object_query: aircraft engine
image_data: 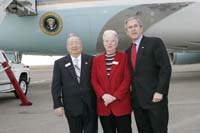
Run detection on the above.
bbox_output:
[169,52,200,64]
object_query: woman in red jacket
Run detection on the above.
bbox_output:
[91,30,132,133]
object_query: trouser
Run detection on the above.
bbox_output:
[100,113,132,133]
[66,104,98,133]
[133,103,168,133]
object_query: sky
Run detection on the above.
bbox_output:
[21,55,63,66]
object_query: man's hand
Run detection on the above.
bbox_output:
[102,94,116,106]
[152,92,163,103]
[54,107,64,117]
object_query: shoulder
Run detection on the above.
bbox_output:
[54,55,67,64]
[93,53,104,63]
[143,36,163,43]
[94,53,104,59]
[117,51,126,55]
[82,53,93,58]
[125,44,132,53]
[143,36,165,47]
[53,56,68,69]
[116,51,128,57]
[82,53,94,63]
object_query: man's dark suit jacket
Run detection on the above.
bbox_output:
[126,36,172,109]
[51,54,96,117]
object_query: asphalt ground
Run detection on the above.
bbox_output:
[0,64,200,133]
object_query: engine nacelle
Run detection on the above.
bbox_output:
[169,52,200,64]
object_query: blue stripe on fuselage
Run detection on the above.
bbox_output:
[36,0,57,2]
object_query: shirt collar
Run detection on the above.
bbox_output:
[71,54,82,65]
[132,35,143,46]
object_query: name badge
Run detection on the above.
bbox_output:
[65,62,71,67]
[112,61,119,65]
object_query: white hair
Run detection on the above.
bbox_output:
[102,30,119,44]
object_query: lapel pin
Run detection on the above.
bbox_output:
[65,62,71,67]
[142,46,144,49]
[85,62,88,64]
[112,61,119,65]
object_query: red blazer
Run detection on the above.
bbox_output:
[91,51,132,116]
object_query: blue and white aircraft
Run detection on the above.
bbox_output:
[0,0,200,64]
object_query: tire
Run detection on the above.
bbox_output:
[14,75,28,99]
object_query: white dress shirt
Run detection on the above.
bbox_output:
[71,54,82,69]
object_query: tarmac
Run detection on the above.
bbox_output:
[0,64,200,133]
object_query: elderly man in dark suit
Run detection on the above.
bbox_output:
[125,17,172,133]
[51,34,97,133]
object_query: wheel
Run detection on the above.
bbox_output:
[14,75,28,98]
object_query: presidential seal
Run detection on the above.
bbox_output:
[40,12,63,35]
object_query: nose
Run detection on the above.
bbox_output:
[71,42,79,46]
[108,42,113,46]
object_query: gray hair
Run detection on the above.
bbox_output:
[66,33,81,44]
[102,30,119,44]
[124,17,143,30]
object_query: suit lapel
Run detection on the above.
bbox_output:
[100,54,109,81]
[80,54,87,84]
[64,55,79,83]
[127,45,133,69]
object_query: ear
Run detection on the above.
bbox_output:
[141,26,144,32]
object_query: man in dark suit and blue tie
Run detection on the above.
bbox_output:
[125,17,172,133]
[51,34,98,133]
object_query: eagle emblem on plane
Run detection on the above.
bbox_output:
[40,12,63,35]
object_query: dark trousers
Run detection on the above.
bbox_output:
[133,103,168,133]
[66,105,98,133]
[100,113,132,133]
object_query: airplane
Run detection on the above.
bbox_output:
[0,0,200,64]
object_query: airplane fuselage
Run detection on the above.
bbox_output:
[0,0,200,56]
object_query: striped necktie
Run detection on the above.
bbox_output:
[73,58,80,82]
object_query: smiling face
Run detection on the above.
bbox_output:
[126,19,143,42]
[103,30,118,54]
[66,36,82,58]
